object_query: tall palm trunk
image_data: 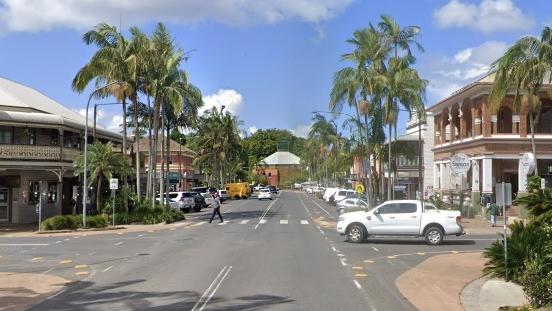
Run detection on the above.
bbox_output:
[96,178,103,214]
[122,98,129,212]
[146,93,153,202]
[151,96,162,208]
[132,97,141,203]
[364,114,372,207]
[529,111,538,176]
[159,110,165,207]
[387,123,392,200]
[165,125,171,206]
[393,122,397,200]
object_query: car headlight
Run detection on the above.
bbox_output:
[338,216,345,222]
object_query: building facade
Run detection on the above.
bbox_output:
[428,75,552,208]
[136,138,196,191]
[257,151,302,187]
[0,77,123,224]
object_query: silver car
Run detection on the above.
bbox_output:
[336,198,368,215]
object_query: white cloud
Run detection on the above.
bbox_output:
[0,0,353,34]
[106,115,123,132]
[200,89,244,115]
[75,107,105,123]
[248,126,258,135]
[434,0,534,34]
[422,40,508,102]
[290,123,312,138]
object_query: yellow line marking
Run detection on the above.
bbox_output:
[59,260,73,264]
[354,273,368,277]
[117,232,124,235]
[387,256,397,259]
[31,257,43,261]
[148,230,154,233]
[352,266,363,270]
[416,252,425,256]
[74,264,89,269]
[451,251,459,254]
[170,228,176,231]
[75,271,90,276]
[363,260,375,264]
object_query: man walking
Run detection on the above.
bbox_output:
[487,200,499,227]
[208,189,223,223]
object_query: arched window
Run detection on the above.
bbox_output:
[498,107,513,133]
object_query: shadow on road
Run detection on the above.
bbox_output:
[30,279,295,311]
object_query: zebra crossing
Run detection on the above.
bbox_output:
[191,219,310,227]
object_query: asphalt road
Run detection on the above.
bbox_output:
[0,191,496,310]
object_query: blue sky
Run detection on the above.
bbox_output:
[0,0,550,137]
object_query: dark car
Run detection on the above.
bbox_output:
[190,192,206,212]
[268,185,278,194]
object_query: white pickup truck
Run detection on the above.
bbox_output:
[336,200,464,245]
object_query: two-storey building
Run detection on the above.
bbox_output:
[428,75,552,208]
[0,77,123,224]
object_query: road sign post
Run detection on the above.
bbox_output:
[110,179,119,227]
[496,182,512,281]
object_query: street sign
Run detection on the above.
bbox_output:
[541,178,546,190]
[109,178,119,190]
[495,183,512,207]
[355,184,365,194]
[450,153,471,174]
[520,152,535,175]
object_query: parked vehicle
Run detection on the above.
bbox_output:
[218,190,228,202]
[253,184,266,192]
[258,188,273,200]
[323,188,339,202]
[201,193,215,207]
[336,200,464,245]
[225,182,251,199]
[190,192,206,212]
[268,185,279,194]
[159,192,194,212]
[331,189,356,206]
[336,198,368,215]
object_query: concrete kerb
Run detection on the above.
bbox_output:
[461,277,528,311]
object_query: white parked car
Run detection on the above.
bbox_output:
[323,188,339,202]
[332,189,356,204]
[218,190,229,201]
[253,184,266,192]
[201,193,215,206]
[258,188,273,200]
[158,192,194,212]
[336,200,464,245]
[336,198,368,215]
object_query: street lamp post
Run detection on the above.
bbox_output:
[83,83,117,228]
[328,120,338,187]
[179,137,183,191]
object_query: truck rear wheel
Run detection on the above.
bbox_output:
[425,227,444,245]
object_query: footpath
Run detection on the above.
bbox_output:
[396,216,528,311]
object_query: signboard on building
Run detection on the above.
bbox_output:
[450,153,470,174]
[168,172,180,184]
[520,152,535,175]
[109,178,118,190]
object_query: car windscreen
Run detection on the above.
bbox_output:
[168,193,178,199]
[181,192,192,197]
[337,191,346,196]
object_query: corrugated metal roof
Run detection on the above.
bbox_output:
[0,76,122,139]
[260,151,301,165]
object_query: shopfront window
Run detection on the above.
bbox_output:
[47,182,58,203]
[28,181,40,204]
[14,128,37,145]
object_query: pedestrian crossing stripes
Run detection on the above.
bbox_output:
[189,219,311,227]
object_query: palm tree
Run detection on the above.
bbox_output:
[74,142,130,213]
[72,23,135,211]
[489,26,552,176]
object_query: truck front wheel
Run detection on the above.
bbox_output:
[425,227,444,245]
[347,224,366,243]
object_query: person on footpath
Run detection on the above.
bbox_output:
[487,201,499,227]
[208,188,224,223]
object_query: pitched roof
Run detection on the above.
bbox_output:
[0,76,122,139]
[261,151,301,165]
[136,137,195,154]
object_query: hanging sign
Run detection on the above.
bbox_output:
[450,153,471,174]
[520,153,535,175]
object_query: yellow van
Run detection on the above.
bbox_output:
[225,182,251,199]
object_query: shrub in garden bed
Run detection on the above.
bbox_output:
[41,215,108,231]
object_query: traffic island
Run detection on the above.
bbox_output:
[0,272,70,311]
[395,252,485,311]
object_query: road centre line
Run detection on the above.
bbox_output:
[371,246,379,252]
[103,265,114,272]
[192,265,232,311]
[254,199,278,230]
[114,242,124,246]
[280,220,288,224]
[301,220,309,224]
[340,258,348,266]
[353,280,362,290]
[309,198,332,217]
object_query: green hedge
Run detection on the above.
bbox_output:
[41,215,108,231]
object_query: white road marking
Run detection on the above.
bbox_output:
[192,221,206,227]
[102,265,114,272]
[300,220,309,224]
[353,280,362,290]
[259,219,267,224]
[254,199,278,230]
[192,266,232,311]
[137,234,144,238]
[280,220,288,224]
[55,241,62,244]
[372,246,379,252]
[239,220,249,225]
[218,221,228,226]
[42,267,55,274]
[331,246,338,252]
[64,238,70,241]
[0,243,49,246]
[114,242,124,246]
[310,199,332,217]
[340,258,347,266]
[337,253,345,257]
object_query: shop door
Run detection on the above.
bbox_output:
[0,188,8,221]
